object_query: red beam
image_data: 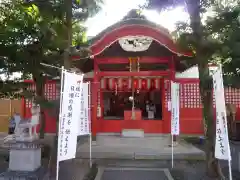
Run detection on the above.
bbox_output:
[95,57,170,64]
[98,71,170,77]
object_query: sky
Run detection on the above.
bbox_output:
[85,0,189,37]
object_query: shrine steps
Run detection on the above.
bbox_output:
[121,129,144,138]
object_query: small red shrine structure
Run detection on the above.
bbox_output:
[22,10,240,135]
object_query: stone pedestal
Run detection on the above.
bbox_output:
[9,147,41,171]
[0,140,46,180]
[8,141,42,171]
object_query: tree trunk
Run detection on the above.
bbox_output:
[185,0,225,178]
[198,65,225,179]
[63,0,73,69]
[49,134,58,178]
[49,0,73,177]
[34,75,45,139]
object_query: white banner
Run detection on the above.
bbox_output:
[213,66,231,160]
[171,81,180,135]
[58,71,83,162]
[78,82,90,135]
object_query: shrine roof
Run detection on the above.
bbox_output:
[88,17,172,45]
[85,9,191,57]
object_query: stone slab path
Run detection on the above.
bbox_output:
[96,167,173,180]
[77,135,205,160]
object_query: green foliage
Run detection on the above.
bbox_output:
[0,0,101,139]
[170,2,240,87]
[0,0,101,95]
[0,1,62,77]
[203,4,240,87]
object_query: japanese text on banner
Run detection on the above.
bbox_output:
[171,82,180,135]
[213,67,231,161]
[58,72,83,162]
[78,83,90,135]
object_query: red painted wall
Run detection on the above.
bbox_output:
[22,79,240,135]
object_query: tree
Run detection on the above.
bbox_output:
[205,5,240,87]
[26,0,102,68]
[0,0,101,138]
[145,0,238,178]
[0,1,63,138]
[1,0,101,177]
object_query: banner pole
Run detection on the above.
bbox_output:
[171,135,174,168]
[56,66,65,180]
[228,159,232,180]
[88,82,92,168]
[90,133,92,168]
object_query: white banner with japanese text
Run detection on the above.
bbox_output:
[213,66,231,160]
[58,71,83,162]
[171,81,180,135]
[78,82,90,135]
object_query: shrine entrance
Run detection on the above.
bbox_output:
[96,56,168,134]
[102,87,163,121]
[72,10,192,136]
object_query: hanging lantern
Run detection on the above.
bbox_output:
[142,79,147,90]
[117,78,123,91]
[154,78,160,89]
[122,79,127,89]
[133,79,139,89]
[108,78,116,90]
[146,79,151,90]
[151,78,160,89]
[101,78,107,90]
[138,79,142,89]
[115,81,118,95]
[151,79,156,89]
[128,78,132,90]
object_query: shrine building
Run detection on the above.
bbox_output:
[22,10,240,136]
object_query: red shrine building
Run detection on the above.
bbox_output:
[22,10,240,136]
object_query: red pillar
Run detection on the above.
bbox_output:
[164,56,176,134]
[170,56,177,141]
[170,56,175,81]
[91,59,99,137]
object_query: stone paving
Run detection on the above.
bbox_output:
[1,133,240,180]
[97,167,172,180]
[76,135,205,160]
[57,159,90,180]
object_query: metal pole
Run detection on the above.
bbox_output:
[131,77,135,120]
[171,135,174,168]
[88,82,92,168]
[56,66,65,180]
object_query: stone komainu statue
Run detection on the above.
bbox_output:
[15,104,40,141]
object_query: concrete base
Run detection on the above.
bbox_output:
[9,148,41,171]
[0,167,47,180]
[122,129,144,138]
